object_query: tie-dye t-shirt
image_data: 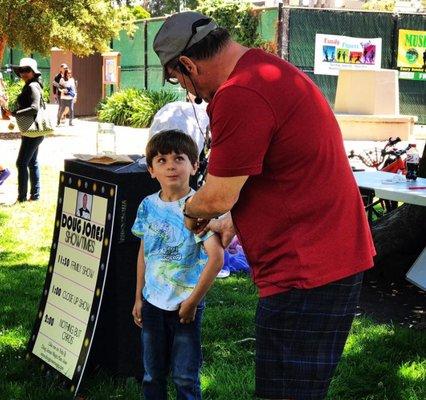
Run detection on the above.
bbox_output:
[132,190,211,311]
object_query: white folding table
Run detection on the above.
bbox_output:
[354,171,426,290]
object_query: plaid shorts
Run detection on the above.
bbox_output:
[255,272,363,400]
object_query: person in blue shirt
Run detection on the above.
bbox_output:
[132,129,223,400]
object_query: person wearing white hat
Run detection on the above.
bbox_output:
[11,57,41,76]
[149,100,209,156]
[3,58,45,202]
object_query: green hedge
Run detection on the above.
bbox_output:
[3,77,50,110]
[97,88,178,128]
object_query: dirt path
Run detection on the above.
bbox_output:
[0,118,149,204]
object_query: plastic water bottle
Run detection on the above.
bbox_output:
[406,144,419,181]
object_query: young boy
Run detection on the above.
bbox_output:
[131,130,224,400]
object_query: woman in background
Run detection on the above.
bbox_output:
[3,58,45,202]
[57,68,77,126]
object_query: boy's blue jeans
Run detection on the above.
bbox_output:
[142,299,204,400]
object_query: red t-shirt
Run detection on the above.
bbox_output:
[207,49,375,297]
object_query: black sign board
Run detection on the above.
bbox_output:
[27,171,117,396]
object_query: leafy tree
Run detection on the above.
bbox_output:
[147,0,199,17]
[132,5,151,20]
[0,0,136,64]
[362,0,395,10]
[197,0,261,47]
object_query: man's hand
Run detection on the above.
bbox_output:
[200,213,236,248]
[132,298,143,328]
[184,216,210,234]
[179,298,198,324]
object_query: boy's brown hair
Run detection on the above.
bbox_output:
[146,130,199,167]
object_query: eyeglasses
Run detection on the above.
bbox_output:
[166,76,179,85]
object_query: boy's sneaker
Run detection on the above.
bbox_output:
[0,168,11,186]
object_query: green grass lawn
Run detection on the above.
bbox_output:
[0,167,425,400]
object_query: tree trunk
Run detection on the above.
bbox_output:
[0,36,7,66]
[371,143,426,281]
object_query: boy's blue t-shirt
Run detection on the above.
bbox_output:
[132,190,211,311]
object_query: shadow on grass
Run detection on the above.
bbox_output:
[1,242,423,400]
[328,317,426,400]
[0,263,46,330]
[39,245,53,253]
[0,258,69,399]
[202,315,426,400]
[0,250,29,265]
[0,342,73,400]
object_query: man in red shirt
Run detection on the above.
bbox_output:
[154,12,375,400]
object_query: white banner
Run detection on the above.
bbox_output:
[314,34,382,76]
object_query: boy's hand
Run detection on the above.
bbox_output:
[179,299,197,324]
[132,299,143,328]
[184,216,210,234]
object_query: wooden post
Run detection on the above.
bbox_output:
[102,63,105,99]
[144,20,148,90]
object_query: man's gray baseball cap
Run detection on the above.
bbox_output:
[153,11,218,71]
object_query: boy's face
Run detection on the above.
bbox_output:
[148,151,198,192]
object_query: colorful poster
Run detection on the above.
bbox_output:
[314,34,382,76]
[397,29,426,81]
[27,172,116,397]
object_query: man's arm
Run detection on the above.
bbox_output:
[179,234,224,323]
[183,173,247,235]
[132,240,146,328]
[185,173,248,219]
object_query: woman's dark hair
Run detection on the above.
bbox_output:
[165,27,230,73]
[64,69,70,81]
[146,130,199,167]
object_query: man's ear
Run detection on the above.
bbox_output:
[191,161,199,176]
[179,56,198,75]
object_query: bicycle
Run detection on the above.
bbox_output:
[348,137,413,220]
[348,137,412,171]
